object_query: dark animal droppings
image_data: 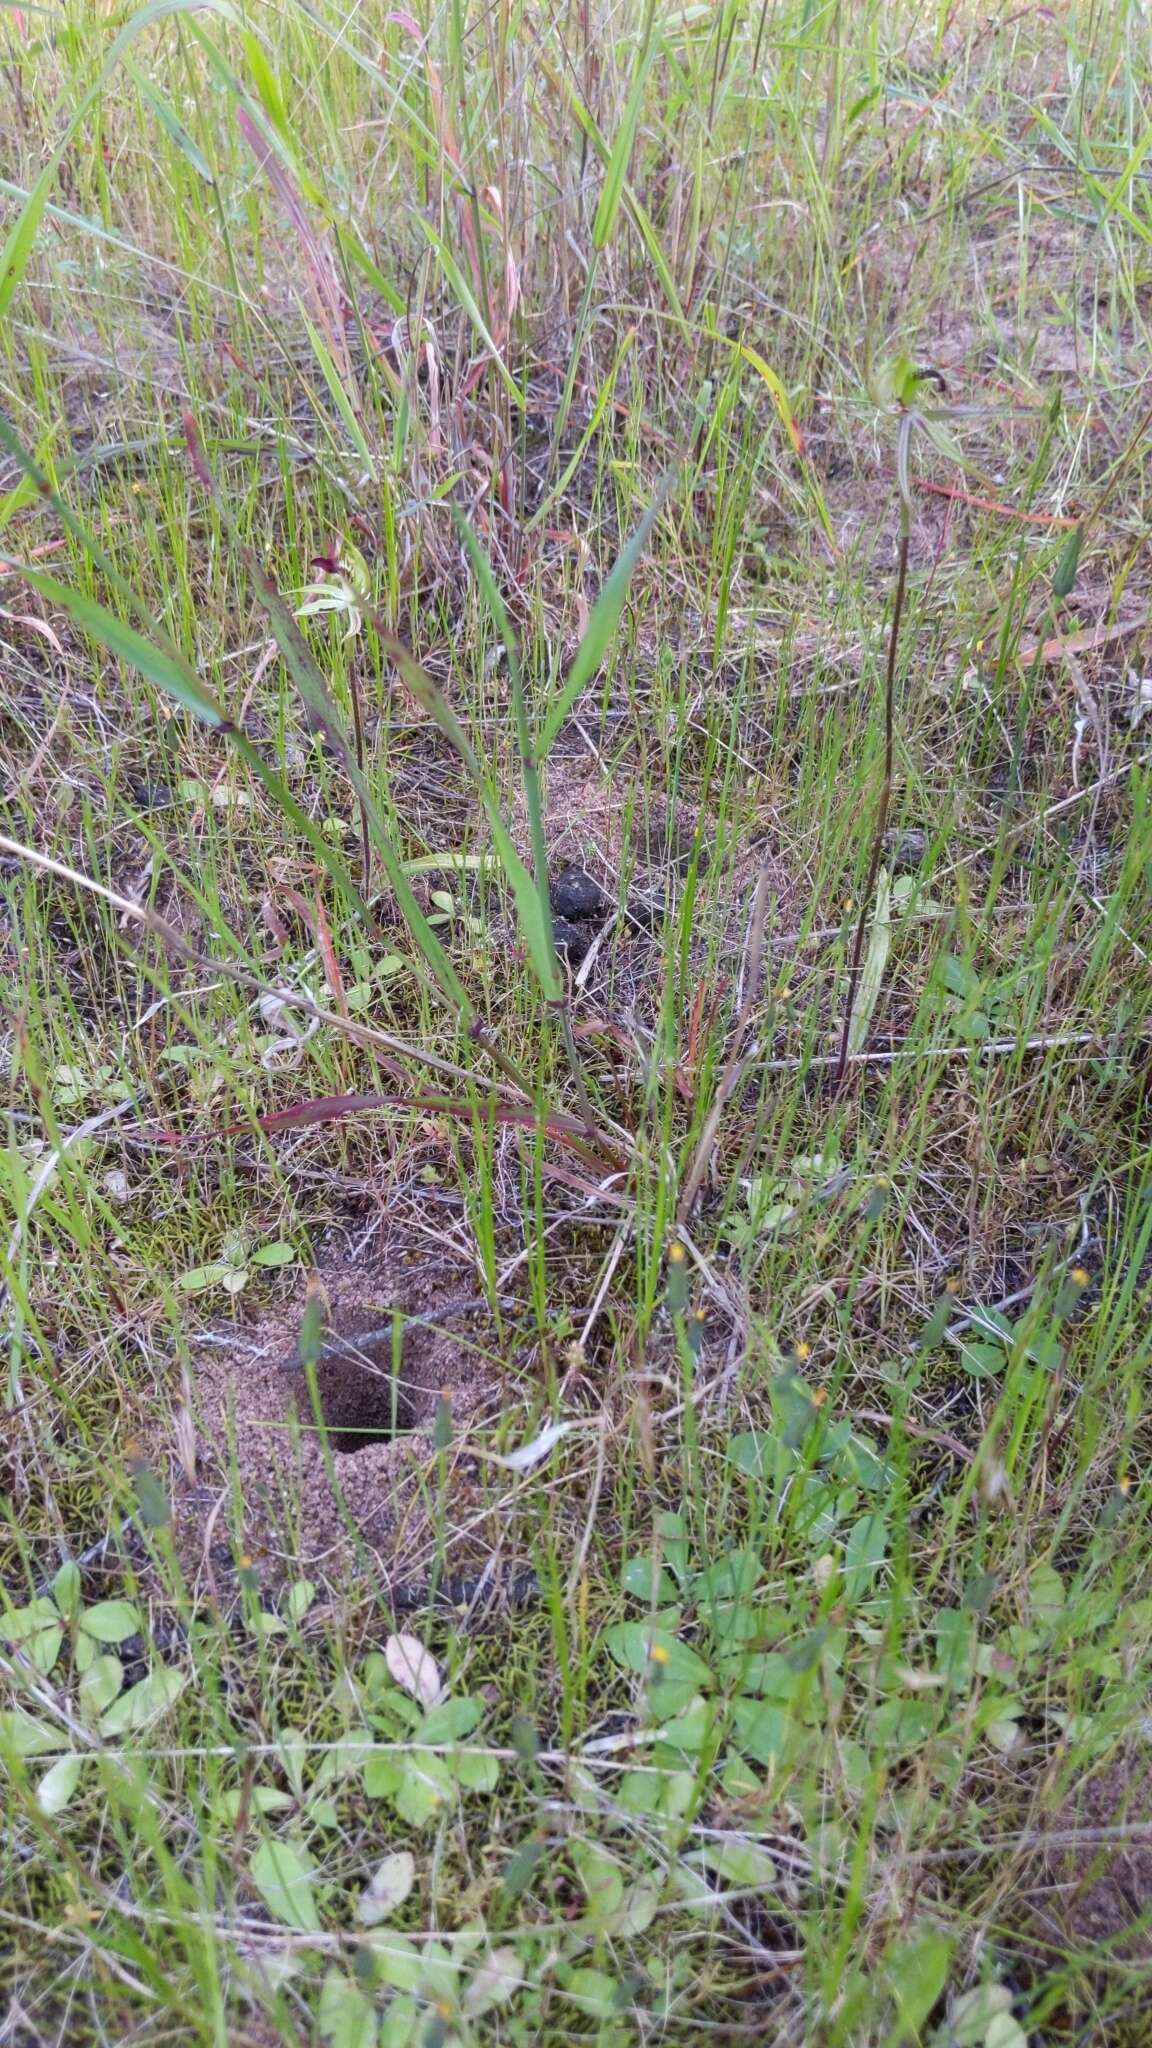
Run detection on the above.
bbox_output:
[552,915,596,964]
[550,866,607,922]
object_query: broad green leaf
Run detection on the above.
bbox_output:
[311,1736,372,1791]
[98,1664,186,1735]
[277,1727,308,1800]
[607,1881,659,1937]
[934,1609,975,1689]
[178,1262,235,1293]
[669,1862,717,1911]
[79,1600,140,1644]
[249,1836,322,1932]
[2,1599,63,1673]
[79,1654,124,1720]
[834,1432,894,1494]
[603,1623,714,1715]
[375,1997,418,2047]
[842,1512,888,1605]
[622,1556,679,1605]
[451,1748,500,1793]
[318,1969,377,2048]
[985,1716,1022,1755]
[617,1765,695,1817]
[220,1785,295,1822]
[411,1940,461,2002]
[418,1697,484,1745]
[949,1984,1016,2047]
[37,1753,86,1815]
[729,1697,793,1767]
[361,1753,402,1800]
[984,2016,1029,2048]
[957,1341,1004,1379]
[462,1944,522,2017]
[916,1292,956,1354]
[501,1831,548,1901]
[726,1430,777,1478]
[695,1838,779,1888]
[128,1459,171,1528]
[714,1649,797,1697]
[52,1562,81,1619]
[886,1928,953,2038]
[0,1709,63,1757]
[17,569,221,725]
[934,952,979,1000]
[692,1549,761,1601]
[251,1239,297,1269]
[571,1838,625,1921]
[1028,1561,1066,1622]
[366,1933,422,1992]
[871,1698,941,1749]
[561,1967,621,2019]
[393,1753,457,1826]
[285,1578,315,1621]
[656,1510,690,1581]
[653,1693,718,1755]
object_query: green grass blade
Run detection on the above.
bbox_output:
[0,150,60,323]
[124,59,216,183]
[382,630,561,1001]
[0,0,238,323]
[301,311,375,471]
[416,218,525,411]
[538,472,676,756]
[246,562,476,1020]
[0,415,368,925]
[592,46,654,250]
[15,569,224,725]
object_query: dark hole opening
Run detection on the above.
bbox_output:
[304,1335,422,1454]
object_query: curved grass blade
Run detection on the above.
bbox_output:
[16,569,222,724]
[538,472,675,755]
[0,0,238,321]
[245,564,477,1021]
[0,414,371,926]
[382,630,561,1002]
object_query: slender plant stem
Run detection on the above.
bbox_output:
[346,662,372,897]
[834,516,909,1088]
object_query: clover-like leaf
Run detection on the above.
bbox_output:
[249,1836,322,1932]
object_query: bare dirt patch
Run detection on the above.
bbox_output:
[150,1252,513,1595]
[1024,1752,1152,1967]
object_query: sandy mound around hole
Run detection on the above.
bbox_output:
[159,1257,510,1591]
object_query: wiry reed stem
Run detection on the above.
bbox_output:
[834,501,909,1089]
